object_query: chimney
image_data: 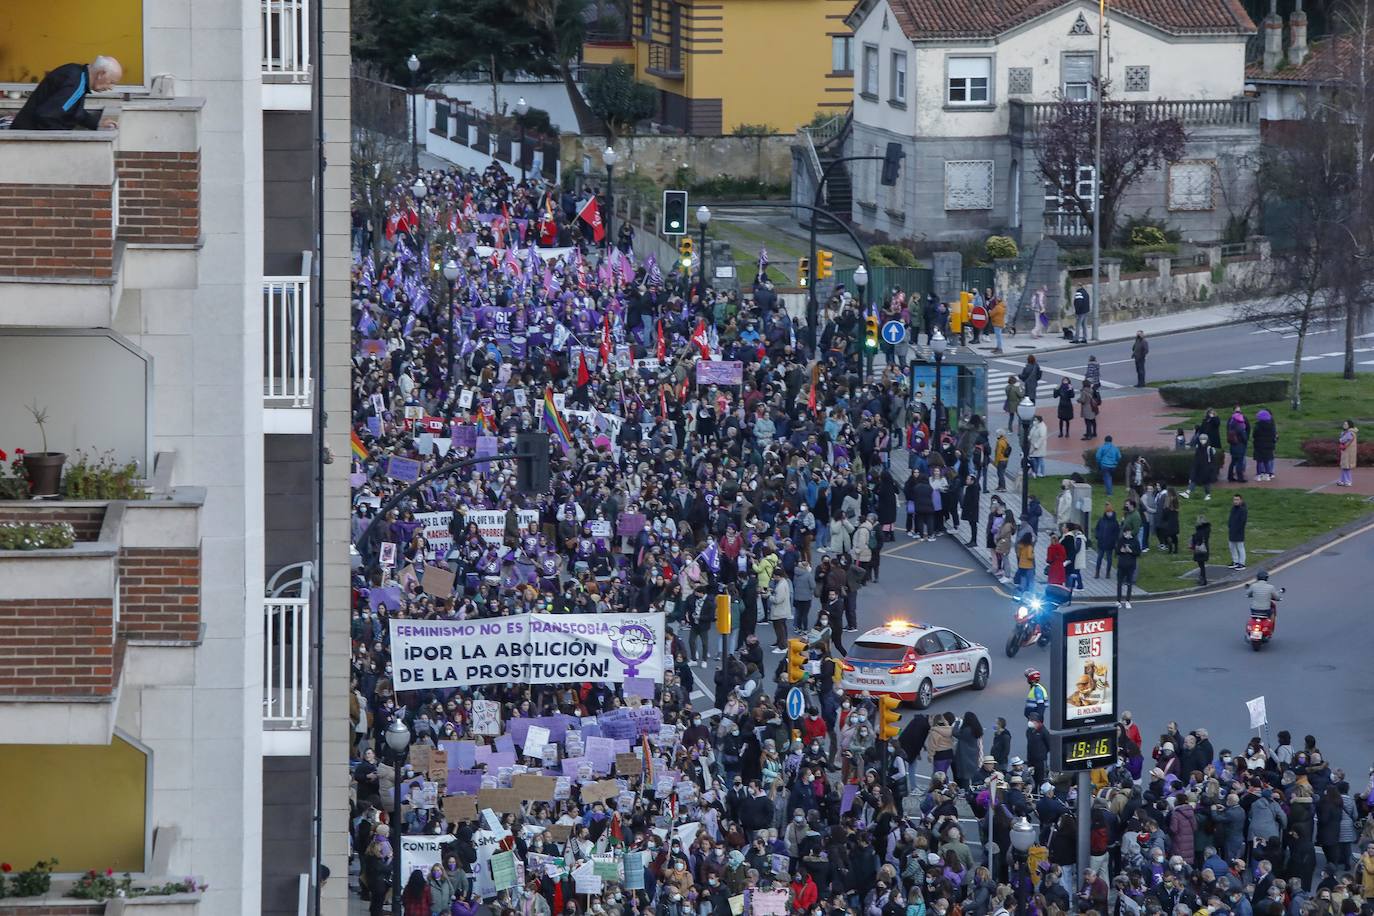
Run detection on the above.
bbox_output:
[1289,0,1309,68]
[1263,0,1283,73]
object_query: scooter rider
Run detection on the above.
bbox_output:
[1246,569,1280,619]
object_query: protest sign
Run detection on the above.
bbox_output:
[624,677,654,700]
[442,794,478,823]
[592,853,621,883]
[751,890,789,916]
[615,752,642,777]
[471,700,502,736]
[548,824,574,843]
[616,513,646,536]
[359,338,387,357]
[522,725,550,760]
[581,780,620,804]
[490,851,519,891]
[411,781,439,809]
[585,737,617,775]
[379,542,397,568]
[422,564,456,598]
[385,455,422,482]
[696,360,744,385]
[400,835,447,884]
[622,851,645,890]
[596,705,664,739]
[477,788,522,814]
[573,861,603,895]
[512,774,557,803]
[410,745,432,773]
[427,749,449,782]
[473,827,513,898]
[588,519,613,539]
[389,612,667,690]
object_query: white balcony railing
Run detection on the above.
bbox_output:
[263,596,311,729]
[263,275,313,408]
[261,0,311,79]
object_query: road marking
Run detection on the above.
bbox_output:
[1213,369,1243,375]
[992,359,1123,388]
[1266,360,1289,366]
[913,569,976,590]
[1282,328,1337,339]
[1239,365,1269,371]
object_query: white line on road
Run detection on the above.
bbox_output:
[992,359,1123,388]
[1238,365,1269,371]
[1213,369,1244,375]
[1266,360,1289,366]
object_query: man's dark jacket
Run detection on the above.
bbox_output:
[11,63,102,131]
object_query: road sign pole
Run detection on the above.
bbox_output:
[1076,769,1091,895]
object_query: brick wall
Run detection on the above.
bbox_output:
[118,546,201,642]
[0,905,106,915]
[0,184,115,279]
[115,151,201,244]
[0,506,106,541]
[0,598,117,696]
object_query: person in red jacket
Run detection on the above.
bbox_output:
[1045,538,1068,587]
[801,708,828,746]
[790,870,818,913]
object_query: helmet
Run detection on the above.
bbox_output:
[1256,569,1269,581]
[1025,668,1041,683]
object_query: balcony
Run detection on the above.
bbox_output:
[0,92,203,328]
[262,0,313,110]
[646,40,684,79]
[263,255,313,432]
[0,453,203,745]
[262,562,313,754]
[1009,97,1259,135]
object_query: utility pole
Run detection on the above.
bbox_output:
[1091,0,1105,341]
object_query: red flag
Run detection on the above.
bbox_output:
[576,352,591,387]
[691,319,710,358]
[659,388,668,420]
[577,195,606,242]
[656,320,666,360]
[808,381,818,415]
[600,313,612,364]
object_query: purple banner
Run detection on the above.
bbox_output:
[696,360,744,386]
[616,513,646,536]
[446,767,484,795]
[508,715,576,747]
[476,435,498,473]
[596,706,663,740]
[453,424,477,448]
[366,416,382,439]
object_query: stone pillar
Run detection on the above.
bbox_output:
[993,258,1022,305]
[1248,235,1272,261]
[1203,244,1222,270]
[1145,253,1172,300]
[1290,0,1308,67]
[1102,257,1122,300]
[1263,0,1284,73]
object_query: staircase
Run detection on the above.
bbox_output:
[795,108,853,230]
[1013,238,1061,330]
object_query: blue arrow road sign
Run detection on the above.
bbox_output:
[881,320,906,345]
[786,686,805,720]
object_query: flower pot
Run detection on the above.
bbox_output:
[22,451,66,497]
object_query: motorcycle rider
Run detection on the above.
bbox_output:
[1247,569,1279,618]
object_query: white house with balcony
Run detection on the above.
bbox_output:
[839,0,1261,244]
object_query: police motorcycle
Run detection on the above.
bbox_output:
[1005,583,1072,657]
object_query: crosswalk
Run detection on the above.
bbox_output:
[1210,348,1374,376]
[986,358,1123,403]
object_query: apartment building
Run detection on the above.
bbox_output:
[0,1,350,914]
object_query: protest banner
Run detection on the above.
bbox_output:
[400,835,448,884]
[465,508,540,546]
[696,360,744,385]
[389,612,667,690]
[442,794,478,823]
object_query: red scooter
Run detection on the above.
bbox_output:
[1245,587,1284,651]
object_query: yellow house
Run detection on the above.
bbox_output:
[583,0,854,134]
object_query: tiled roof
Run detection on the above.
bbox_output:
[872,0,1256,40]
[1245,32,1363,83]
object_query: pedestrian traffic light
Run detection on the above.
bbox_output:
[715,593,731,634]
[515,431,550,495]
[817,249,834,280]
[798,257,810,287]
[878,694,902,741]
[662,190,689,236]
[679,236,695,268]
[865,314,879,349]
[787,638,808,683]
[881,142,906,187]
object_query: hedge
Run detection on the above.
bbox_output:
[1082,446,1224,485]
[1157,376,1289,409]
[1298,437,1374,466]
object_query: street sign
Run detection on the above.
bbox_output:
[785,686,805,720]
[881,320,906,346]
[969,305,989,329]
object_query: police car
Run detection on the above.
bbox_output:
[839,620,991,709]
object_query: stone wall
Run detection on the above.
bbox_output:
[563,134,795,186]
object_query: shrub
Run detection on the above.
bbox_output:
[7,859,57,897]
[1129,225,1167,247]
[1158,376,1290,409]
[1297,438,1374,466]
[1082,446,1222,485]
[61,450,146,500]
[0,522,77,550]
[688,175,788,199]
[869,244,919,267]
[730,122,774,136]
[985,235,1019,260]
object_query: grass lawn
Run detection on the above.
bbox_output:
[1026,477,1372,592]
[1156,373,1374,460]
[708,219,811,286]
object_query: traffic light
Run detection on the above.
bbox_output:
[878,694,902,741]
[865,314,879,350]
[715,593,732,634]
[679,236,695,268]
[881,142,906,187]
[798,256,810,287]
[515,431,550,494]
[787,638,808,683]
[662,190,689,236]
[817,249,834,281]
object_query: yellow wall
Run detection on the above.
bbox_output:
[0,0,144,85]
[0,736,147,873]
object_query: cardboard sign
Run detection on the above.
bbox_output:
[477,787,523,814]
[443,794,479,823]
[581,779,620,804]
[513,773,558,803]
[422,564,457,598]
[615,753,643,777]
[472,700,502,736]
[548,824,574,843]
[428,749,449,782]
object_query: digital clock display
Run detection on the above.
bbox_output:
[1058,729,1117,770]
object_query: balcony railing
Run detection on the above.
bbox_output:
[1010,97,1259,131]
[646,41,683,78]
[262,0,311,79]
[263,273,313,408]
[263,596,311,729]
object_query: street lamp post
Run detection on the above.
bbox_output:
[442,258,460,416]
[384,717,412,909]
[1091,1,1104,342]
[855,265,870,379]
[515,97,530,183]
[696,205,711,299]
[603,146,619,246]
[406,54,421,174]
[931,330,947,441]
[1018,396,1036,517]
[411,177,428,262]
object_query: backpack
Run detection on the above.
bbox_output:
[869,527,880,551]
[1090,821,1110,855]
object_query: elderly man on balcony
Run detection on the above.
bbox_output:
[9,56,122,131]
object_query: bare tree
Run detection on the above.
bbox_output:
[352,65,412,266]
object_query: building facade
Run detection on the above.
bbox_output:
[0,1,350,913]
[583,0,855,134]
[839,0,1261,244]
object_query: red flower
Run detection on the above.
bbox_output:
[1,861,12,872]
[106,868,114,876]
[0,449,7,461]
[14,448,24,455]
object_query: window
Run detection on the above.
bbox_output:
[1044,165,1096,236]
[640,0,652,37]
[1125,65,1150,92]
[862,44,879,97]
[1169,161,1217,211]
[1008,67,1033,95]
[831,35,853,74]
[890,51,907,103]
[945,160,994,210]
[935,630,967,651]
[947,57,990,105]
[1062,54,1095,101]
[915,634,942,656]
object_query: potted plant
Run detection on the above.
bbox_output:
[21,402,65,497]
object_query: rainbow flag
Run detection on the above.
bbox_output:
[351,430,368,461]
[542,388,572,454]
